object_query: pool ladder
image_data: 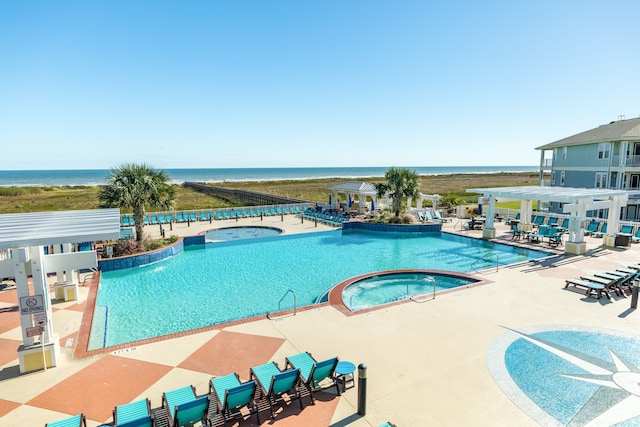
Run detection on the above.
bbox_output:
[267,289,297,320]
[471,252,499,272]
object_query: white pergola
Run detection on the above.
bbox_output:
[327,181,379,213]
[466,186,629,254]
[0,209,120,373]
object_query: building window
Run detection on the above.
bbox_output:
[560,171,565,186]
[598,143,611,159]
[595,172,607,188]
[562,147,567,160]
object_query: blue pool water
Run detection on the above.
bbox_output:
[342,272,478,311]
[90,230,549,349]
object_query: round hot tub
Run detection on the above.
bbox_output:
[336,270,480,311]
[205,226,283,242]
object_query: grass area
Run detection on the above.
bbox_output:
[0,172,540,214]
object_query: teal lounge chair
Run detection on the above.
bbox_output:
[620,224,633,235]
[161,385,210,427]
[532,215,545,227]
[249,208,257,217]
[210,373,259,423]
[250,361,303,419]
[242,209,250,218]
[510,224,523,240]
[46,414,87,427]
[633,227,640,243]
[592,222,608,238]
[285,352,340,403]
[546,217,558,227]
[113,398,153,427]
[223,211,230,220]
[584,220,599,236]
[547,229,565,247]
[559,218,569,230]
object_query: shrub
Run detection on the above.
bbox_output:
[168,234,179,243]
[112,240,140,257]
[143,239,164,251]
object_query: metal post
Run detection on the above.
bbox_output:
[281,213,284,222]
[632,281,639,309]
[357,364,367,416]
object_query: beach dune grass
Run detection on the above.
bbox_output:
[0,172,540,214]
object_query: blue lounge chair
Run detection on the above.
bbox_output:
[151,215,158,225]
[210,373,259,423]
[199,211,209,221]
[121,215,130,226]
[241,209,250,218]
[633,227,640,243]
[591,222,608,238]
[547,229,565,247]
[285,352,340,403]
[215,211,223,220]
[558,218,569,230]
[158,214,167,224]
[510,224,523,240]
[161,385,210,427]
[506,212,520,225]
[249,208,257,217]
[620,224,633,235]
[546,217,558,227]
[250,362,303,419]
[176,213,185,223]
[564,278,610,299]
[532,215,545,227]
[46,414,87,427]
[223,211,230,220]
[270,207,277,216]
[189,212,198,222]
[113,398,153,427]
[584,220,599,236]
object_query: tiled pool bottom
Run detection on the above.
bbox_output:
[487,325,640,426]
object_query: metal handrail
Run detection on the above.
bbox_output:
[268,289,297,320]
[471,252,499,272]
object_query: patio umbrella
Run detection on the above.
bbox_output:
[371,199,375,211]
[349,196,353,208]
[329,194,332,206]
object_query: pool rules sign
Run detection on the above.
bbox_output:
[19,295,46,337]
[19,295,45,315]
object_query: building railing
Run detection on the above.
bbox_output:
[612,155,640,167]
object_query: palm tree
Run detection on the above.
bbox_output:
[374,167,420,217]
[99,163,175,242]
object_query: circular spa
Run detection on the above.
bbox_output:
[338,271,480,311]
[205,226,283,241]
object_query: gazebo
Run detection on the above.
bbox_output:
[466,186,629,254]
[0,209,120,373]
[327,181,379,214]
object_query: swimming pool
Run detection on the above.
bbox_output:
[90,230,550,349]
[205,226,282,241]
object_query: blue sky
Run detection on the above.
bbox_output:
[1,1,639,170]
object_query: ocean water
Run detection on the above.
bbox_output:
[0,166,537,187]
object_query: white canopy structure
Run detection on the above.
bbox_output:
[327,181,379,213]
[0,209,120,373]
[466,186,629,254]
